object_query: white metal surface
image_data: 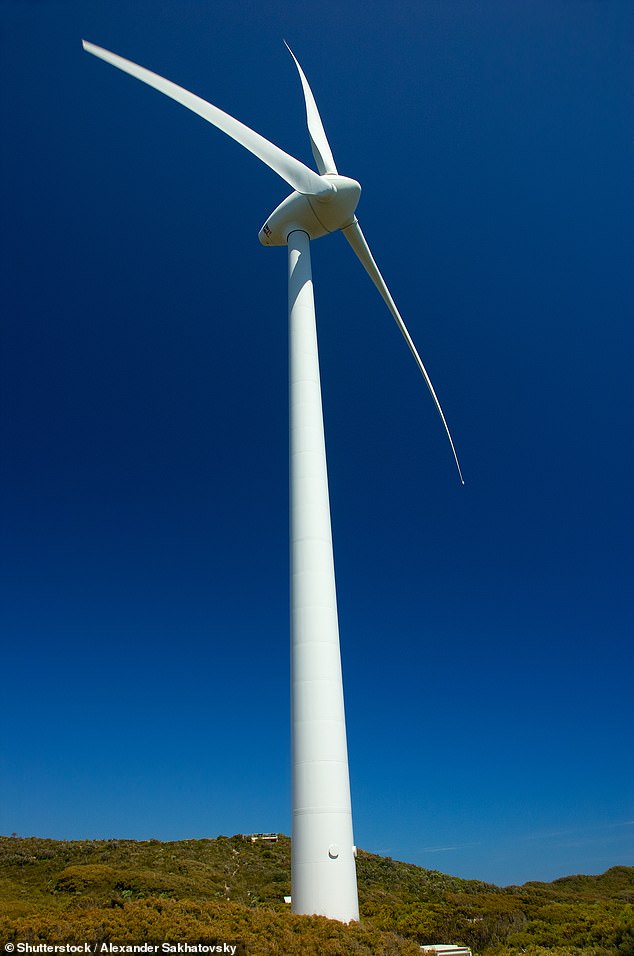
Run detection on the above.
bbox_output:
[82,38,462,480]
[258,175,360,246]
[284,42,338,176]
[342,219,464,484]
[82,41,333,198]
[288,229,359,922]
[82,38,466,924]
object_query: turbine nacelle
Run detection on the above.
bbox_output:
[259,175,361,246]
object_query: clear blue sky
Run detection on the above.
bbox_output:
[1,0,632,888]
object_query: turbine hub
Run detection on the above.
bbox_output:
[259,175,361,246]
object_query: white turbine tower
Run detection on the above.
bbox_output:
[82,39,464,924]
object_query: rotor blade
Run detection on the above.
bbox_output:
[82,40,333,198]
[284,41,338,176]
[342,219,464,484]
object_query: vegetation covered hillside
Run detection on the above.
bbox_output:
[0,835,632,955]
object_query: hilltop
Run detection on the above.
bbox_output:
[0,835,632,955]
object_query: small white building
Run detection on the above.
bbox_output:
[420,946,472,956]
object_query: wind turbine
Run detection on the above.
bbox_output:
[82,38,464,924]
